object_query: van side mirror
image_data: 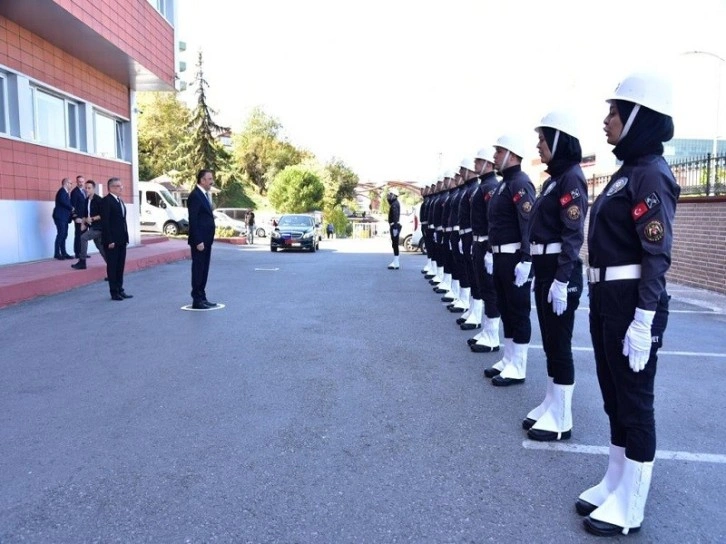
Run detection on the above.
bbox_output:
[159,200,166,209]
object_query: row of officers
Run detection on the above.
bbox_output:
[412,70,678,537]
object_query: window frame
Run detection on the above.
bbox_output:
[30,86,80,149]
[93,109,129,161]
[0,72,7,134]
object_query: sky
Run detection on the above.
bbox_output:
[175,0,726,183]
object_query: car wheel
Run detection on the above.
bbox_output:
[310,243,316,252]
[256,227,266,238]
[163,221,179,236]
[403,235,414,252]
[271,246,277,252]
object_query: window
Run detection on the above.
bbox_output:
[94,111,129,160]
[147,0,173,22]
[31,87,79,149]
[0,73,6,134]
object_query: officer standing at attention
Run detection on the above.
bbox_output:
[420,184,432,275]
[433,173,456,293]
[451,157,479,317]
[468,147,502,351]
[429,178,447,287]
[484,134,535,386]
[578,71,678,538]
[523,110,587,442]
[441,171,465,308]
[424,180,442,282]
[387,188,401,269]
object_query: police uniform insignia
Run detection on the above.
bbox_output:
[498,182,507,195]
[485,189,494,201]
[522,201,532,213]
[560,188,581,207]
[632,192,662,220]
[606,177,628,196]
[570,188,581,200]
[513,188,525,203]
[566,205,581,220]
[644,220,665,242]
[644,192,661,208]
[543,182,556,196]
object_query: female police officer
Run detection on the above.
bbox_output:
[523,110,587,441]
[578,71,678,537]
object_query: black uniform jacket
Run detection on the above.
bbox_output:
[487,165,536,257]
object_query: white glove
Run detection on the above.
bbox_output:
[547,279,569,316]
[622,308,655,372]
[458,239,463,253]
[513,260,532,287]
[484,252,493,275]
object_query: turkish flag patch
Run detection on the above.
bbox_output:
[632,201,648,220]
[513,189,525,203]
[560,193,572,207]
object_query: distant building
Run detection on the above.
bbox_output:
[664,138,726,163]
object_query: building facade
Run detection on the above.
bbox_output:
[0,0,178,265]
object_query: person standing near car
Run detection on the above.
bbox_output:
[188,170,217,309]
[246,211,256,244]
[578,71,678,538]
[523,109,587,442]
[387,188,401,269]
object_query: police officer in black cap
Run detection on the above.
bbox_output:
[484,134,535,386]
[523,109,587,442]
[578,70,678,538]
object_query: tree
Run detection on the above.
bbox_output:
[137,92,191,180]
[323,157,359,212]
[233,107,309,195]
[268,165,325,213]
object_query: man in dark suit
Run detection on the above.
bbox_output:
[72,179,107,270]
[188,169,217,309]
[52,177,73,259]
[70,175,86,258]
[101,177,131,301]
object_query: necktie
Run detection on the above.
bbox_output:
[206,192,212,207]
[119,197,126,218]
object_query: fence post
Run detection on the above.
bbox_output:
[706,153,713,196]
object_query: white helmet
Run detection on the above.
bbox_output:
[443,170,456,179]
[388,187,399,197]
[608,70,673,117]
[495,133,528,159]
[474,146,495,164]
[536,109,581,140]
[459,157,476,171]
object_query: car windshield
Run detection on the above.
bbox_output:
[278,215,314,227]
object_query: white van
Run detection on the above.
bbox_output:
[138,181,189,236]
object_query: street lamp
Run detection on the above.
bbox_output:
[682,50,725,194]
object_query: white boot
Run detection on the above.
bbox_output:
[523,377,554,430]
[527,383,574,441]
[388,256,400,269]
[493,342,527,385]
[422,259,432,274]
[473,316,501,352]
[461,297,481,328]
[467,330,484,345]
[483,335,510,375]
[577,444,626,516]
[452,287,470,311]
[438,273,452,292]
[431,265,442,284]
[585,458,654,536]
[443,279,460,302]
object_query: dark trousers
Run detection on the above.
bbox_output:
[492,253,531,342]
[589,280,669,462]
[106,244,126,296]
[471,241,500,318]
[459,232,473,288]
[450,231,462,281]
[191,243,213,303]
[390,227,400,256]
[54,218,69,257]
[442,233,454,274]
[73,221,83,257]
[433,230,443,265]
[533,255,583,385]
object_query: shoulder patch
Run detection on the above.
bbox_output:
[513,188,525,203]
[566,205,581,220]
[522,201,532,213]
[606,177,628,196]
[644,220,664,242]
[485,189,494,201]
[543,182,556,196]
[644,192,661,209]
[497,182,507,195]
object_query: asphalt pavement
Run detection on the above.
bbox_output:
[1,237,724,543]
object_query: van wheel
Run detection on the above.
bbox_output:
[163,221,179,236]
[256,228,266,238]
[403,235,414,252]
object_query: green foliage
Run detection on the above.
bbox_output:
[215,226,237,238]
[137,92,191,180]
[268,165,325,213]
[322,157,359,215]
[233,107,311,195]
[326,207,350,237]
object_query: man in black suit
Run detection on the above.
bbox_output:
[101,177,132,301]
[52,177,73,259]
[188,169,217,309]
[70,175,86,258]
[72,180,107,270]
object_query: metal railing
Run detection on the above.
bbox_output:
[587,152,726,200]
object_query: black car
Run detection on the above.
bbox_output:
[270,214,321,252]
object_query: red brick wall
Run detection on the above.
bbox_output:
[52,0,175,87]
[581,199,726,295]
[0,138,133,202]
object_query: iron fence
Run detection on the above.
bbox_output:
[587,152,726,200]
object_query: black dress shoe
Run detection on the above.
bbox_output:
[111,294,124,301]
[71,261,86,270]
[192,302,208,309]
[522,417,536,430]
[203,301,218,308]
[119,292,133,299]
[528,427,572,442]
[457,317,467,325]
[583,516,640,537]
[424,274,435,279]
[467,337,478,346]
[472,343,500,353]
[483,367,502,378]
[62,255,74,260]
[104,277,109,281]
[441,295,455,302]
[449,306,465,313]
[492,375,525,386]
[575,499,598,517]
[460,322,480,330]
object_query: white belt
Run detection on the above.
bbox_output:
[453,226,460,231]
[531,242,562,255]
[460,228,472,234]
[473,235,488,242]
[428,225,435,230]
[491,242,521,254]
[587,264,641,283]
[436,227,444,231]
[445,227,453,232]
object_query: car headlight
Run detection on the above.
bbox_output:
[301,230,313,239]
[271,231,281,239]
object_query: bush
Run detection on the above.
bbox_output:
[215,226,238,238]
